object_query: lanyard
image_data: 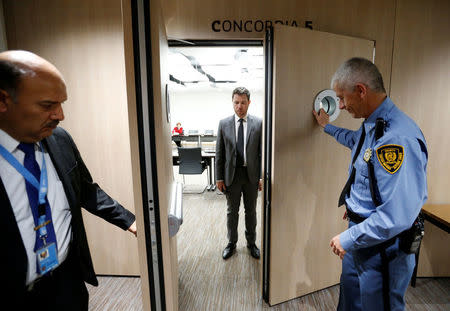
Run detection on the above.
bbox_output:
[0,142,50,240]
[0,142,48,205]
[0,142,50,241]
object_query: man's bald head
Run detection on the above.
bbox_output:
[0,50,65,100]
[0,50,67,142]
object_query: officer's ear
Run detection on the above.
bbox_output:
[355,83,368,99]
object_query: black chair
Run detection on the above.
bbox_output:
[177,147,208,193]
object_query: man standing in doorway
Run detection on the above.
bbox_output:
[216,87,262,260]
[313,57,427,311]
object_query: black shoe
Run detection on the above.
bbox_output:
[222,243,236,260]
[247,244,260,259]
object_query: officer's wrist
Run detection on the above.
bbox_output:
[339,230,354,252]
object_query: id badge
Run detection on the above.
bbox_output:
[36,243,59,275]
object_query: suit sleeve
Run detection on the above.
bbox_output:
[215,120,225,181]
[62,129,135,230]
[324,124,357,150]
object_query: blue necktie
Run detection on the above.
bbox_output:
[17,143,57,253]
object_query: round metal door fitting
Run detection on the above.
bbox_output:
[313,89,340,122]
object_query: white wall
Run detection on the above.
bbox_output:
[170,87,264,185]
[169,87,264,135]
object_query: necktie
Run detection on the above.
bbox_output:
[236,119,244,167]
[338,124,366,206]
[17,143,57,253]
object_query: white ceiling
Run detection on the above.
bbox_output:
[168,46,264,92]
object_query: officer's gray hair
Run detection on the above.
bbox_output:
[232,86,250,101]
[331,57,386,93]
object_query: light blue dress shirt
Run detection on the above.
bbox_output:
[324,97,428,251]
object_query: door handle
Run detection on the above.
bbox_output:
[313,89,340,122]
[168,181,183,237]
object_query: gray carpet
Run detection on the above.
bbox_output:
[88,191,450,310]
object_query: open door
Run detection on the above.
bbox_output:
[124,0,179,310]
[265,25,374,305]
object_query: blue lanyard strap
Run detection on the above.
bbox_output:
[0,142,48,205]
[0,142,55,253]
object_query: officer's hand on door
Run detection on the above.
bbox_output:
[313,108,329,128]
[330,234,346,259]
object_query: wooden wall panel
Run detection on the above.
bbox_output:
[0,1,7,51]
[390,0,450,276]
[162,0,395,92]
[3,0,139,275]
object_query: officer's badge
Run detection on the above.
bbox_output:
[363,148,372,162]
[376,144,404,174]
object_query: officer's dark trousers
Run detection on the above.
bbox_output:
[338,221,415,311]
[225,167,258,245]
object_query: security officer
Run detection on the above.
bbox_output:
[313,57,428,311]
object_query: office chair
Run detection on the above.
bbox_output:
[177,147,208,194]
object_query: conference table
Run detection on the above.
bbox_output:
[411,204,449,287]
[421,204,450,233]
[172,134,217,146]
[172,149,217,191]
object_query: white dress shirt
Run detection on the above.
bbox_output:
[0,129,72,285]
[235,114,248,166]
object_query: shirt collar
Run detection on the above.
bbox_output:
[235,114,248,122]
[0,128,40,153]
[0,128,20,153]
[364,96,394,133]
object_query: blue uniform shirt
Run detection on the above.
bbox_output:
[324,97,428,251]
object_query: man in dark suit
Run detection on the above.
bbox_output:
[0,50,136,310]
[216,87,262,260]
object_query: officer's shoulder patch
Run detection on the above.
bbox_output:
[376,144,404,174]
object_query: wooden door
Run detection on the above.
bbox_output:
[123,0,178,310]
[267,25,374,305]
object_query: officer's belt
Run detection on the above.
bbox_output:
[345,205,367,224]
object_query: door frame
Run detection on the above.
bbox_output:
[167,38,272,303]
[262,26,274,304]
[137,28,271,309]
[131,0,166,309]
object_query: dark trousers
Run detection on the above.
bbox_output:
[225,167,258,245]
[338,221,415,311]
[21,252,89,311]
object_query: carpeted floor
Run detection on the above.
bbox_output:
[87,190,450,310]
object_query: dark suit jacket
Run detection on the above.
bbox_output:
[0,127,135,298]
[215,114,262,186]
